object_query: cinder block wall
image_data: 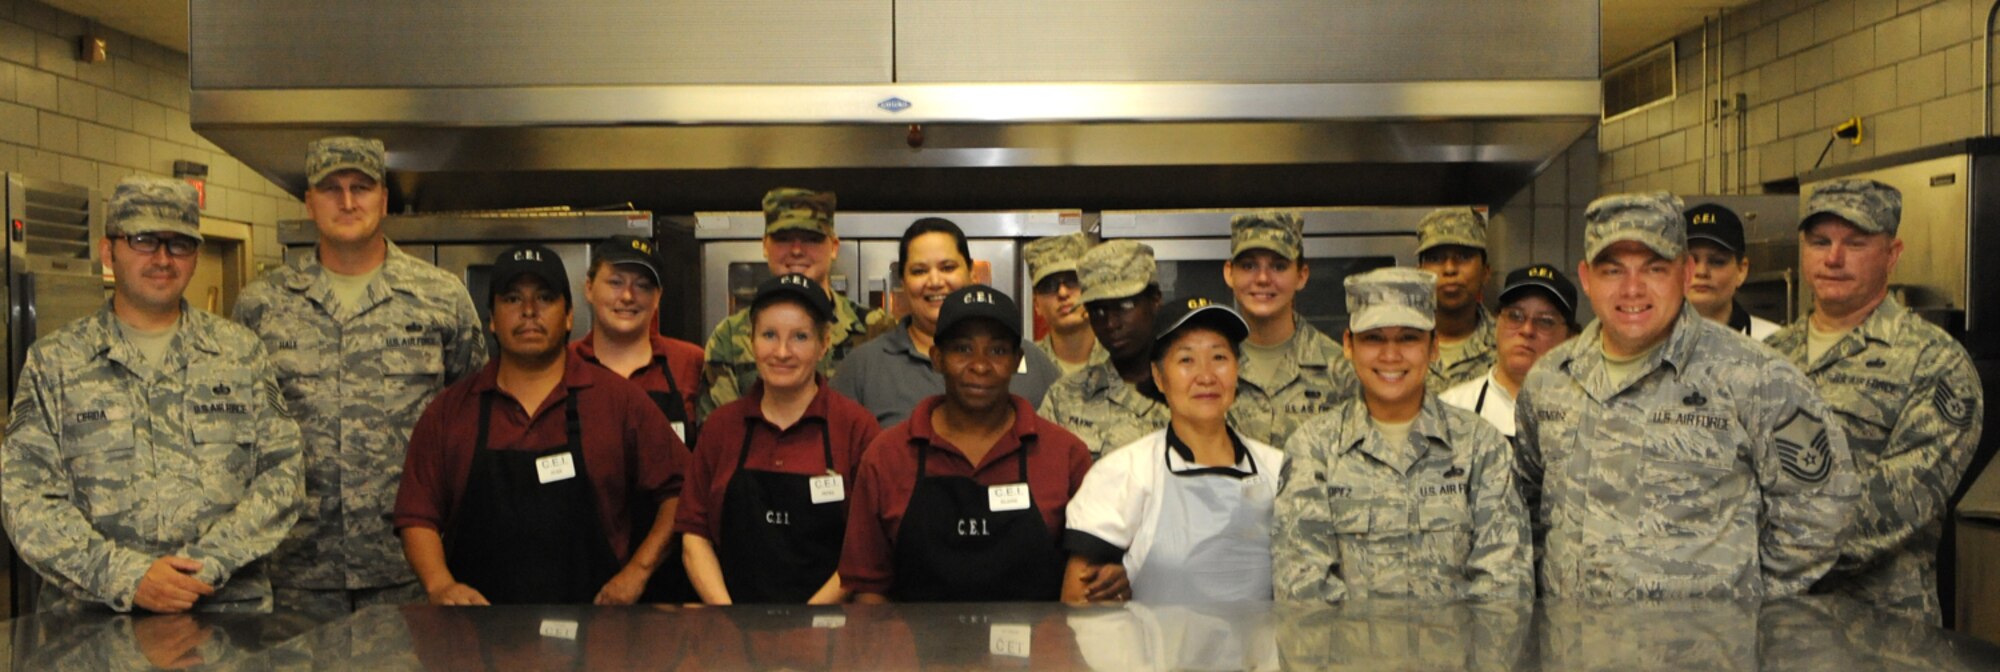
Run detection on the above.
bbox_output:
[0,0,302,268]
[1603,0,1998,195]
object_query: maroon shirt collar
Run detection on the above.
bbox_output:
[905,394,1042,468]
[571,329,673,363]
[743,376,835,424]
[469,351,599,418]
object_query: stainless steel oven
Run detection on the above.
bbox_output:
[1098,208,1433,336]
[691,210,1083,338]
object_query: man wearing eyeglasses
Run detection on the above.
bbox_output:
[1441,264,1578,437]
[234,137,488,620]
[1041,240,1171,456]
[3,176,302,613]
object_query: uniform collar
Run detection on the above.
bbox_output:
[1076,360,1165,410]
[1288,315,1334,367]
[470,350,596,415]
[1726,300,1753,334]
[879,316,923,359]
[906,394,1043,469]
[1557,301,1704,401]
[282,240,424,313]
[1164,424,1256,477]
[1782,295,1906,372]
[1335,395,1453,473]
[742,376,834,425]
[88,300,218,363]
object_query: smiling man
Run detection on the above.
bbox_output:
[1768,180,1984,624]
[1513,192,1858,600]
[698,189,883,420]
[4,176,301,613]
[1416,208,1497,392]
[1041,240,1171,456]
[1024,233,1106,377]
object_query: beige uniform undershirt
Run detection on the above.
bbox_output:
[1807,323,1852,365]
[116,315,180,367]
[1436,336,1471,368]
[1240,335,1292,390]
[1370,416,1417,456]
[1600,339,1665,389]
[324,264,383,311]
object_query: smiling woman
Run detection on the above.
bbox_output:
[831,218,1066,428]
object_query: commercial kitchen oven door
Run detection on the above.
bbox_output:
[1146,236,1414,338]
[435,243,594,352]
[700,240,860,338]
[853,239,1025,333]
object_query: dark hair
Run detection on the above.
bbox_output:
[1150,323,1243,365]
[899,217,972,271]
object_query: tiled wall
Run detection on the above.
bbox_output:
[1492,130,1603,323]
[1602,0,1998,195]
[0,0,301,266]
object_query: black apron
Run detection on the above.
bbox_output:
[715,417,847,604]
[645,353,697,444]
[887,438,1065,602]
[632,357,698,604]
[445,393,621,604]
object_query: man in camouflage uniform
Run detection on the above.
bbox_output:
[1769,180,1985,624]
[1514,192,1858,600]
[1041,240,1171,456]
[697,188,879,419]
[1273,268,1530,603]
[1223,211,1359,446]
[1024,232,1108,378]
[3,176,302,613]
[233,137,487,619]
[1416,208,1497,392]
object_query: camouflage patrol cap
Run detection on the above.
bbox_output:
[1024,232,1089,288]
[1584,191,1686,261]
[1078,239,1158,304]
[1416,208,1487,254]
[1345,267,1437,333]
[1803,179,1902,236]
[1231,210,1304,260]
[106,175,203,240]
[762,188,837,236]
[306,136,386,185]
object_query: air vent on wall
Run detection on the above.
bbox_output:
[1603,42,1676,122]
[20,185,93,262]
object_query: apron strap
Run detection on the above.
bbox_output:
[736,416,759,470]
[475,392,495,451]
[820,419,836,473]
[1474,380,1489,414]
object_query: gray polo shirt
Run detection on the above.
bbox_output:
[830,318,1064,428]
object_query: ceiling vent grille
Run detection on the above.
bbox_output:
[1603,43,1676,122]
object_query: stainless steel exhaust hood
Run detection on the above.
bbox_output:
[189,0,1600,211]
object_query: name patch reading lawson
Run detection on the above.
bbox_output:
[1647,411,1732,430]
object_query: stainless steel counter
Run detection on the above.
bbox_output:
[6,597,1997,670]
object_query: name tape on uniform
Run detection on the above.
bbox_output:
[809,474,845,504]
[988,483,1031,512]
[536,453,578,484]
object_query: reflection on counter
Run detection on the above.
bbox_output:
[6,597,1998,671]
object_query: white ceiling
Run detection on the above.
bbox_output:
[39,0,1755,74]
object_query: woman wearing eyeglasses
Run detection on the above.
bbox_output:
[1439,264,1580,437]
[1061,298,1286,603]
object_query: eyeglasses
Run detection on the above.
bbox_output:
[118,233,199,257]
[1034,274,1080,295]
[1499,307,1565,333]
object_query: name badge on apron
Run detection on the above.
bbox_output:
[989,623,1032,657]
[809,473,846,504]
[988,483,1031,512]
[671,421,687,443]
[535,452,578,484]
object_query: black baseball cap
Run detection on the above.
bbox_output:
[751,273,835,323]
[1153,296,1250,347]
[1498,263,1578,320]
[594,235,661,284]
[935,284,1022,342]
[1684,203,1747,254]
[490,244,570,305]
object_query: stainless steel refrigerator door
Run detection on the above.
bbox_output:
[1145,236,1414,337]
[700,240,860,337]
[434,243,593,346]
[854,239,1024,332]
